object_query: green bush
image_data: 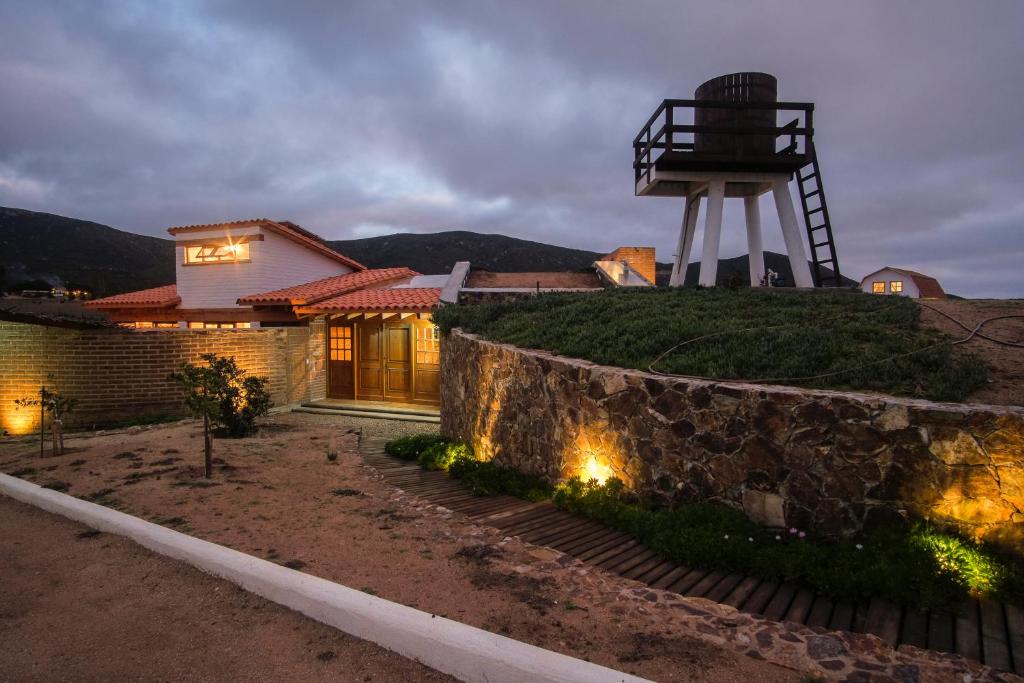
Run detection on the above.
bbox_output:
[384,433,448,460]
[170,353,271,438]
[432,288,987,402]
[418,442,472,471]
[448,456,552,501]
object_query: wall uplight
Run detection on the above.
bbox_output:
[582,454,613,485]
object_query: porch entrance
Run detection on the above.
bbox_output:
[327,315,440,406]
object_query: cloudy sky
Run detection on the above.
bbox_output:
[1,1,1021,297]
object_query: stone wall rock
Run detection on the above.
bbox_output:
[440,329,1024,552]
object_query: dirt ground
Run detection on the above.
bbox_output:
[919,298,1024,406]
[0,413,796,683]
[0,496,452,683]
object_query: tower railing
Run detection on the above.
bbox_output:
[632,99,815,185]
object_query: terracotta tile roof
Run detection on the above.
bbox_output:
[166,219,366,271]
[238,267,420,305]
[303,288,442,313]
[465,271,603,289]
[83,284,180,309]
[888,268,946,299]
[862,267,947,299]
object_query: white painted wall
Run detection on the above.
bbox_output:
[174,225,354,309]
[860,268,921,298]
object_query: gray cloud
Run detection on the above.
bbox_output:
[1,0,1021,297]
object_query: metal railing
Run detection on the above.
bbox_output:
[633,99,814,185]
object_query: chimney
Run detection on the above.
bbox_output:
[605,247,656,285]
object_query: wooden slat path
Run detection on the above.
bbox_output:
[360,439,1022,674]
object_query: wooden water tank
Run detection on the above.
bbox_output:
[694,72,777,157]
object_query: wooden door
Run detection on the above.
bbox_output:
[384,324,412,401]
[327,322,355,399]
[357,321,384,400]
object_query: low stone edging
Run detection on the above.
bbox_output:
[440,329,1024,549]
[0,473,650,683]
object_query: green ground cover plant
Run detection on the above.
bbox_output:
[384,434,1024,610]
[432,288,987,402]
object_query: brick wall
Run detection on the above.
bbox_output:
[0,320,324,434]
[605,247,656,285]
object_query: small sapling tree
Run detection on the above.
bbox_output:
[14,387,77,456]
[170,353,271,477]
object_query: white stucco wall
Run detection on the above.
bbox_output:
[174,225,354,309]
[859,268,921,298]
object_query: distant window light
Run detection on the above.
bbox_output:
[121,322,178,329]
[890,280,903,293]
[872,281,885,294]
[184,241,250,264]
[187,321,252,329]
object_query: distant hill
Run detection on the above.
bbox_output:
[0,207,855,296]
[0,207,174,296]
[328,231,638,274]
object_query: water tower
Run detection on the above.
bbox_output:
[633,72,841,287]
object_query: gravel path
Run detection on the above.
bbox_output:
[288,411,440,441]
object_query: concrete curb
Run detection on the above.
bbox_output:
[0,473,649,683]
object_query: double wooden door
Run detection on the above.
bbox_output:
[327,318,440,405]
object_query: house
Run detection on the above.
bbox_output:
[450,247,655,304]
[85,219,452,406]
[859,267,946,299]
[84,218,655,408]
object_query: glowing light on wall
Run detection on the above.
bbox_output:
[2,386,43,436]
[582,454,613,484]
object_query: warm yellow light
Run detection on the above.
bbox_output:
[582,455,612,485]
[3,396,41,436]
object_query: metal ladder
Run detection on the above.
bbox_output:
[796,144,842,287]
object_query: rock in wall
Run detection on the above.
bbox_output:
[441,329,1024,552]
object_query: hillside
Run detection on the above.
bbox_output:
[328,231,633,274]
[0,206,854,296]
[0,207,174,296]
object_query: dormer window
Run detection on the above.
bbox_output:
[184,241,251,265]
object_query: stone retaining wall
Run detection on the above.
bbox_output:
[0,318,327,434]
[440,330,1024,551]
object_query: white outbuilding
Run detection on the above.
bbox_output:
[860,267,946,299]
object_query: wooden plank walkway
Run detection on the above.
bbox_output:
[360,439,1022,674]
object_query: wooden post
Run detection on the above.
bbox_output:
[39,386,45,458]
[51,419,63,456]
[203,411,212,478]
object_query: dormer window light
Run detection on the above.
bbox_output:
[183,240,252,265]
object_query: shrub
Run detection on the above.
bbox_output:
[448,457,552,501]
[418,442,472,471]
[385,433,449,460]
[170,353,272,476]
[551,476,1024,609]
[432,288,987,402]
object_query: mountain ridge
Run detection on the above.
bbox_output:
[0,206,855,296]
